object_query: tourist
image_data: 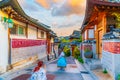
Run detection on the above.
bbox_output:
[57,47,67,71]
[30,61,47,80]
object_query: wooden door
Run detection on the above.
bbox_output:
[98,29,103,58]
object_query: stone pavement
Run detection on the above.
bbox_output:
[46,56,83,80]
[2,57,93,80]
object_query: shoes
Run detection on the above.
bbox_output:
[59,68,65,71]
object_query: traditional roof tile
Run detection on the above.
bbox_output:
[81,0,120,31]
[0,0,51,31]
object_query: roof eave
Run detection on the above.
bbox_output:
[0,0,50,30]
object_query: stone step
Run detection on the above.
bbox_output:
[86,59,102,70]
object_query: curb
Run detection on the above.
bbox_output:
[75,59,99,80]
[83,62,99,80]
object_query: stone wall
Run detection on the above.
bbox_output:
[81,42,92,62]
[11,38,47,68]
[102,39,120,80]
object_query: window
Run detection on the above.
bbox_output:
[10,24,17,34]
[37,30,45,38]
[88,29,94,38]
[18,26,24,35]
[10,24,26,35]
[41,31,44,38]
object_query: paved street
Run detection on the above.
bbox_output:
[0,57,84,80]
[46,57,83,80]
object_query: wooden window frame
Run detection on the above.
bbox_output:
[10,23,26,36]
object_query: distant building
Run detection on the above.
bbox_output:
[70,30,81,40]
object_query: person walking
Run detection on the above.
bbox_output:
[57,47,67,71]
[30,61,47,80]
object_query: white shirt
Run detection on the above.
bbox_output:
[59,51,65,58]
[30,67,47,80]
[37,68,47,80]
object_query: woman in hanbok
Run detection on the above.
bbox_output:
[57,48,67,70]
[30,61,47,80]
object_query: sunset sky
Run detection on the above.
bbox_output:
[18,0,86,37]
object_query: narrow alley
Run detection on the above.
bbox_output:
[1,0,120,80]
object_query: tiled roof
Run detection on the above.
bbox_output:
[81,0,120,31]
[0,0,51,31]
[70,30,80,39]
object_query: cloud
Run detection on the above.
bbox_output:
[35,0,86,16]
[52,0,86,16]
[18,0,40,12]
[18,0,85,36]
[51,15,84,28]
[35,0,50,9]
[35,0,64,9]
[52,26,80,36]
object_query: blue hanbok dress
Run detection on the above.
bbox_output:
[57,52,67,67]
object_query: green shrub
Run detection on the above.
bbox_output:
[78,57,84,64]
[58,43,61,48]
[73,47,80,59]
[117,74,120,80]
[63,46,71,57]
[103,68,108,74]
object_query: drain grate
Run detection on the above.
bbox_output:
[80,71,89,74]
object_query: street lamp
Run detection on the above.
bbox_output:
[7,18,14,28]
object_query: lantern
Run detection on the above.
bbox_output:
[7,18,14,28]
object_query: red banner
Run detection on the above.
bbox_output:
[12,39,46,48]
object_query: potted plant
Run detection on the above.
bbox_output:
[84,47,93,58]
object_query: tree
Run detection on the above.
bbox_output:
[112,12,120,28]
[63,46,71,57]
[73,47,80,59]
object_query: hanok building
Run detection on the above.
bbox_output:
[81,0,120,79]
[69,30,81,55]
[70,30,81,40]
[0,0,55,73]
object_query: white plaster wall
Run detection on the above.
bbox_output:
[28,25,37,39]
[37,45,47,59]
[85,30,87,40]
[10,35,26,39]
[11,45,47,64]
[0,22,8,72]
[44,32,47,39]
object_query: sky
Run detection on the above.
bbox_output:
[18,0,86,37]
